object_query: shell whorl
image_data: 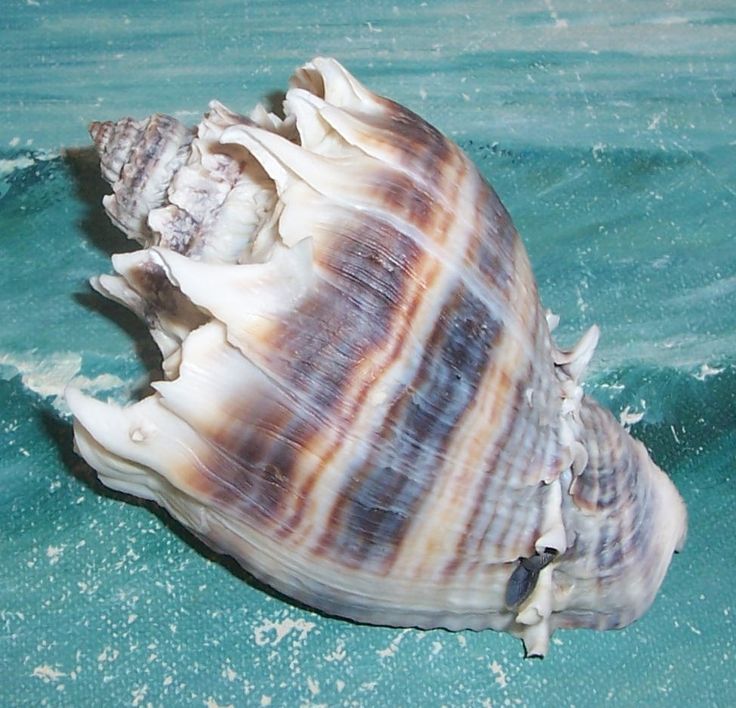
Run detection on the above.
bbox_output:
[68,57,686,657]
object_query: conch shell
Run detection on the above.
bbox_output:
[67,57,687,657]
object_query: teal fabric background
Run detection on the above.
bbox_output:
[1,1,734,705]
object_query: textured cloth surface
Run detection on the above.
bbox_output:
[1,1,734,705]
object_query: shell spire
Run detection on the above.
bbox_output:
[67,57,686,657]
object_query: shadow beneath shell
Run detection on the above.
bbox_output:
[72,290,162,400]
[62,146,139,257]
[63,146,162,399]
[263,90,287,120]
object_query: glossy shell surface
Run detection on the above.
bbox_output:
[68,57,687,656]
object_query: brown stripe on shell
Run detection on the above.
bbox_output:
[490,316,565,556]
[402,360,520,580]
[275,215,450,537]
[573,401,654,573]
[573,401,638,513]
[373,171,437,231]
[469,180,518,293]
[367,146,466,238]
[271,214,427,423]
[124,258,208,331]
[316,279,503,569]
[248,153,466,536]
[202,395,316,521]
[387,178,530,580]
[277,263,441,536]
[442,269,563,576]
[363,96,456,183]
[440,356,536,577]
[192,210,438,526]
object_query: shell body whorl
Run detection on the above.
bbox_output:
[68,58,686,656]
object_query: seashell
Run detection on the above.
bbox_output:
[67,57,687,657]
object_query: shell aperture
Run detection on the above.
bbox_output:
[67,57,687,657]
